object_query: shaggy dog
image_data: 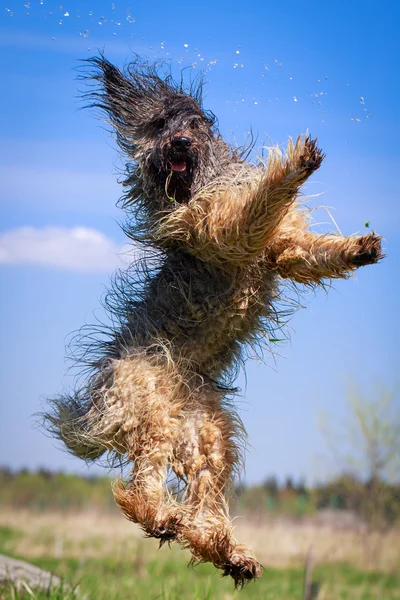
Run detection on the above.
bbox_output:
[45,56,383,586]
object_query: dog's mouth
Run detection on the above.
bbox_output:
[167,151,193,178]
[170,160,188,173]
[162,149,194,203]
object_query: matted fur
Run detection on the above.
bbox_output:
[44,55,383,586]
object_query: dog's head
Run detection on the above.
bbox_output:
[86,56,233,210]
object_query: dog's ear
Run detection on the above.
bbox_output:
[83,55,139,138]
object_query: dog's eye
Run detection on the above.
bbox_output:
[153,118,165,130]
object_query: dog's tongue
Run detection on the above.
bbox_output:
[171,161,187,172]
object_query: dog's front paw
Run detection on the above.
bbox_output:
[287,135,325,181]
[299,135,325,176]
[350,233,383,267]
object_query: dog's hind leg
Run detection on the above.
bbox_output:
[111,352,189,544]
[46,351,185,544]
[114,455,184,545]
[174,386,262,586]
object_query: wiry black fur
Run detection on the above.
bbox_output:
[84,56,242,222]
[78,56,291,375]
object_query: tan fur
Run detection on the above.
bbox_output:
[88,348,260,582]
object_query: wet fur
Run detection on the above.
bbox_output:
[44,55,383,586]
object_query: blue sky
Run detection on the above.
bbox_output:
[0,0,398,485]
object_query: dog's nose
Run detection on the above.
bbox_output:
[171,136,192,149]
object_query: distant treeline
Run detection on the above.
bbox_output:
[1,467,400,529]
[233,474,400,529]
[0,467,117,513]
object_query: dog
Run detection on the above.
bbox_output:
[45,55,383,586]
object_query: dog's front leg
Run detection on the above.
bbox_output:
[235,135,325,254]
[156,135,324,266]
[270,230,383,284]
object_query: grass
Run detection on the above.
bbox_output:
[0,512,399,600]
[2,555,399,600]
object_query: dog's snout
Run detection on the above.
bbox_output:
[171,136,192,149]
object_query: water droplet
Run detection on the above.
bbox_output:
[24,2,30,8]
[64,11,69,16]
[360,96,365,104]
[235,50,240,54]
[111,2,115,9]
[183,43,188,48]
[293,96,298,102]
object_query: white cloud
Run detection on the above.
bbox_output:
[0,226,132,273]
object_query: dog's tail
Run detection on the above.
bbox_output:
[42,391,110,461]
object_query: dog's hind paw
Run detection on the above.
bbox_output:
[222,552,263,588]
[143,514,183,547]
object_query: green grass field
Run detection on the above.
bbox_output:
[1,517,399,600]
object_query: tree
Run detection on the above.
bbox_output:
[319,384,400,532]
[263,475,279,497]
